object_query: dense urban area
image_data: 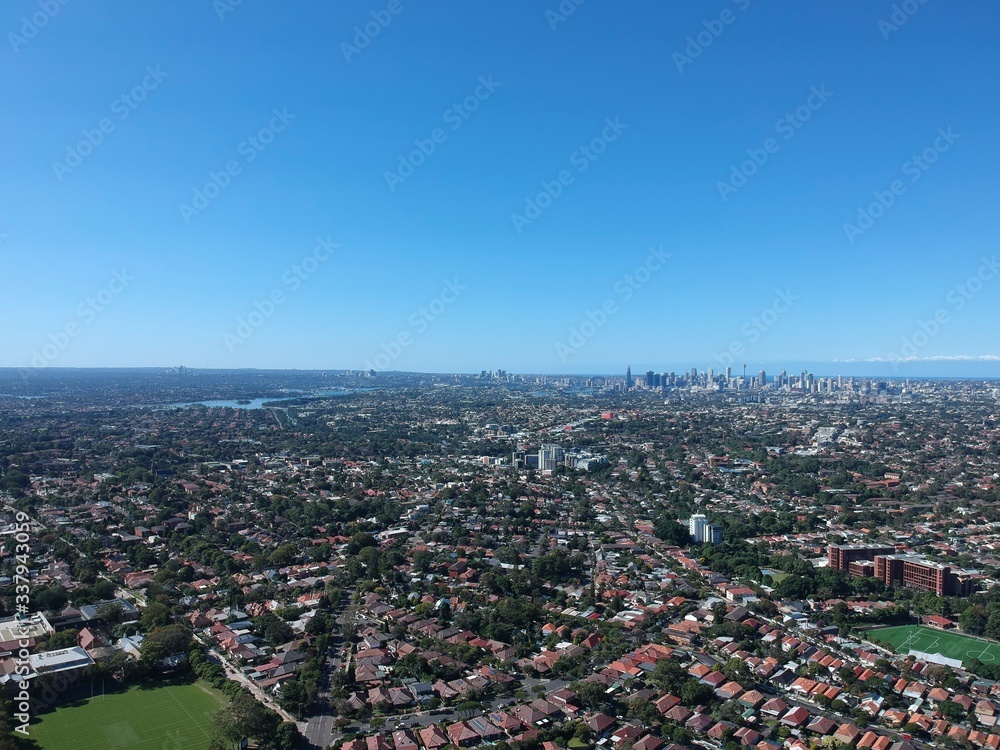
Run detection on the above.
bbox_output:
[2,367,1000,750]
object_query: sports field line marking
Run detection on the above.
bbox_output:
[966,647,997,663]
[33,708,179,750]
[164,684,213,739]
[30,685,221,749]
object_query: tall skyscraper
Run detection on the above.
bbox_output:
[538,444,562,471]
[625,364,633,390]
[689,514,708,540]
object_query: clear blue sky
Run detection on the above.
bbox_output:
[2,0,998,376]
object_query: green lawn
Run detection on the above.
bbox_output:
[870,625,1000,665]
[28,680,227,750]
[760,568,789,584]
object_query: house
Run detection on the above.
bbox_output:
[926,687,950,704]
[948,726,970,743]
[664,705,692,724]
[490,710,524,734]
[390,730,418,750]
[780,706,811,727]
[513,704,546,727]
[707,721,737,741]
[585,712,617,737]
[733,727,760,746]
[655,693,681,714]
[881,709,908,728]
[760,697,788,717]
[806,716,836,735]
[633,734,664,750]
[685,714,715,733]
[467,716,502,742]
[417,725,449,750]
[977,700,999,726]
[77,627,104,651]
[923,614,955,629]
[387,686,413,707]
[717,681,744,700]
[734,689,764,710]
[610,724,642,747]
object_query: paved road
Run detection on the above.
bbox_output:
[329,677,569,742]
[195,634,301,727]
[303,591,354,749]
[303,646,344,748]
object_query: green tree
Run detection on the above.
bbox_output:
[680,679,714,706]
[43,628,80,651]
[95,601,125,625]
[140,602,172,631]
[961,605,989,635]
[143,623,194,655]
[986,612,1000,640]
[34,584,69,612]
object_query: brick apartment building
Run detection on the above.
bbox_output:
[828,544,895,572]
[874,554,971,597]
[828,545,971,596]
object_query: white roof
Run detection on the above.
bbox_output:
[28,646,94,673]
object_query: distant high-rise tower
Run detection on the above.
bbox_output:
[689,514,708,540]
[625,364,633,390]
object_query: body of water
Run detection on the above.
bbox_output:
[164,389,359,410]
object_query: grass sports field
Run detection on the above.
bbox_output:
[870,625,1000,665]
[29,680,226,750]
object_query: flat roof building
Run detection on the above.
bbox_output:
[873,554,970,597]
[828,544,895,572]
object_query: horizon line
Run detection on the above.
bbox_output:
[3,365,1000,381]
